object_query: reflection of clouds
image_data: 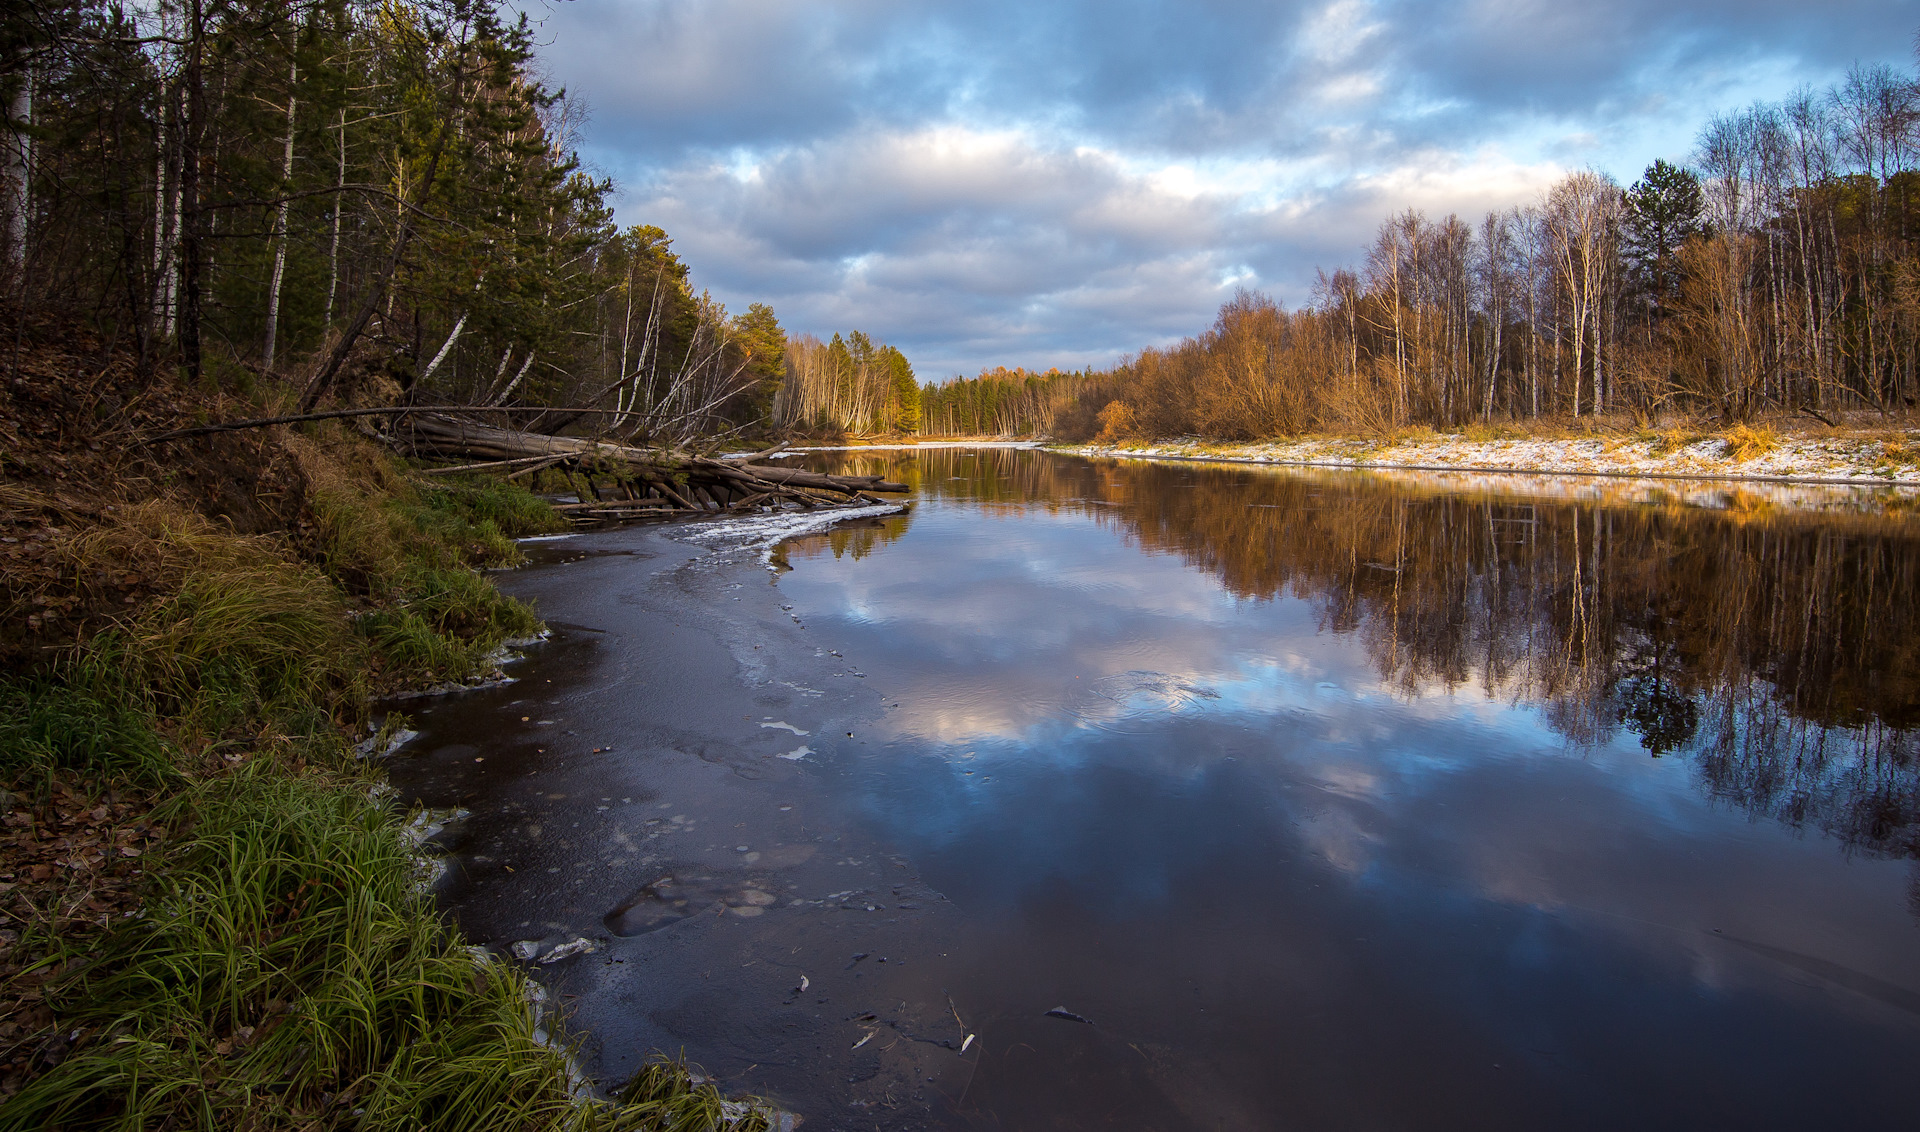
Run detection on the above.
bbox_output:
[1296,803,1380,874]
[1310,765,1382,802]
[1375,755,1920,1013]
[783,504,1255,743]
[782,492,1588,758]
[725,456,1920,1122]
[779,451,1920,1034]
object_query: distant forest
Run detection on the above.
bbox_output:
[6,5,1917,442]
[896,54,1920,441]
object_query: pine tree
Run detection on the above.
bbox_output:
[1622,158,1706,316]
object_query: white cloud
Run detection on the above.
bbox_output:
[525,0,1916,374]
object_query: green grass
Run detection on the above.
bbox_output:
[118,558,367,741]
[2,451,774,1129]
[417,478,573,545]
[1,767,772,1132]
[0,679,175,784]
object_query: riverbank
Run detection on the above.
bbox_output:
[1060,424,1920,485]
[0,321,775,1128]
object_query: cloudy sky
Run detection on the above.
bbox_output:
[519,0,1915,378]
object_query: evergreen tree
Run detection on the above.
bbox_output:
[884,345,919,432]
[730,301,787,419]
[1622,158,1705,315]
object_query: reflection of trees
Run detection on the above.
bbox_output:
[812,448,1920,861]
[1696,684,1919,859]
[1615,643,1699,756]
[774,514,912,568]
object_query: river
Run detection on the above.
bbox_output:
[389,446,1920,1130]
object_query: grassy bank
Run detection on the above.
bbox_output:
[1,353,771,1127]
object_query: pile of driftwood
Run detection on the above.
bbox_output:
[400,414,908,524]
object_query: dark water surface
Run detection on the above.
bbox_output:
[392,448,1920,1130]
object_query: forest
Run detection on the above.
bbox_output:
[2,0,792,447]
[905,60,1920,442]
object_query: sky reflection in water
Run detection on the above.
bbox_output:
[772,449,1919,1128]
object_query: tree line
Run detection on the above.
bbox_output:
[2,0,787,444]
[13,2,1912,444]
[914,367,1097,436]
[936,54,1920,441]
[772,329,918,434]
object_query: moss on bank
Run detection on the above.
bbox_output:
[1,413,768,1127]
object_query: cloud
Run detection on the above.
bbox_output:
[630,124,1250,373]
[518,0,1917,373]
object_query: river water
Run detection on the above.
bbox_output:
[390,447,1920,1130]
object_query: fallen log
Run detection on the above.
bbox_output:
[392,414,907,517]
[548,499,675,512]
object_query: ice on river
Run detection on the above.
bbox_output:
[677,502,906,567]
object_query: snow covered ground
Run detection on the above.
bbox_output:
[1065,431,1920,486]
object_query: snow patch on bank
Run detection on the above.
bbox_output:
[1069,433,1920,486]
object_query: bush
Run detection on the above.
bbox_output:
[1094,400,1142,444]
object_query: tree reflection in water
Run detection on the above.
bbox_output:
[802,447,1920,873]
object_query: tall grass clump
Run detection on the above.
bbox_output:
[0,680,173,784]
[114,558,366,737]
[1721,423,1780,462]
[1,771,772,1132]
[287,434,559,686]
[48,503,370,747]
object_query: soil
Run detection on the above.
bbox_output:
[0,784,168,1098]
[1,313,313,673]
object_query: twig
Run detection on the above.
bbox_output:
[503,457,569,482]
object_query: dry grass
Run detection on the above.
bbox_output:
[1720,423,1781,462]
[1879,438,1920,467]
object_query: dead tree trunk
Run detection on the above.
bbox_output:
[395,414,907,522]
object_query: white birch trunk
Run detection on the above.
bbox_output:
[6,64,31,272]
[263,59,297,366]
[325,108,344,328]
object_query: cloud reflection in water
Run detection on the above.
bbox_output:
[768,449,1920,1128]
